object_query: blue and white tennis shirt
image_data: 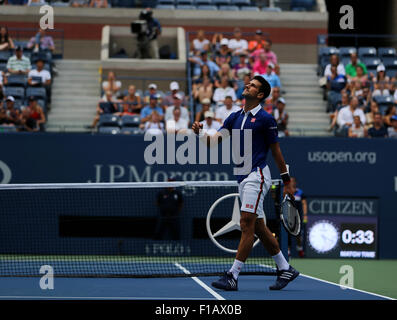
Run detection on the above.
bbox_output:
[219,104,279,183]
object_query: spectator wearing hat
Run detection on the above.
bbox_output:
[215,95,240,125]
[348,115,367,138]
[3,96,21,127]
[26,96,46,131]
[215,38,231,67]
[200,110,221,136]
[28,58,52,103]
[191,29,210,54]
[141,94,164,124]
[143,83,162,105]
[27,28,55,53]
[345,52,367,81]
[248,29,266,53]
[189,50,220,78]
[213,76,237,106]
[6,46,31,75]
[261,63,281,89]
[371,64,391,97]
[387,115,397,138]
[273,97,289,137]
[166,107,189,134]
[368,112,388,138]
[122,85,142,115]
[162,81,187,108]
[195,98,212,123]
[164,93,189,124]
[228,28,249,57]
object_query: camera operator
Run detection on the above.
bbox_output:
[133,8,162,59]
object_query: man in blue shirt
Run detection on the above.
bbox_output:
[192,75,299,291]
[140,95,164,124]
[261,63,281,89]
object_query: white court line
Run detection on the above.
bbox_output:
[0,296,212,300]
[174,263,225,301]
[259,264,395,300]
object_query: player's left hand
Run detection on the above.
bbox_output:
[283,183,295,201]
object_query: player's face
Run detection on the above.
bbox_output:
[242,79,263,100]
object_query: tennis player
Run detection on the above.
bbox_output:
[192,75,299,291]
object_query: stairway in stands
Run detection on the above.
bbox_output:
[279,63,332,137]
[46,60,101,132]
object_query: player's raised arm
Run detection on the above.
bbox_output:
[269,142,294,200]
[192,121,224,147]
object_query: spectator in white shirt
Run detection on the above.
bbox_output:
[228,28,248,57]
[143,110,164,135]
[27,58,52,102]
[213,76,237,106]
[200,110,221,136]
[166,107,188,133]
[164,93,190,124]
[192,29,210,53]
[215,96,240,124]
[323,54,346,78]
[336,96,366,136]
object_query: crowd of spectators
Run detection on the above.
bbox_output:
[92,29,289,136]
[0,26,54,132]
[321,49,397,139]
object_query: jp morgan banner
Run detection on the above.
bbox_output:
[308,198,378,216]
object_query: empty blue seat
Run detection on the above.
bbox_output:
[341,57,351,66]
[26,87,46,101]
[291,0,315,11]
[0,51,11,63]
[318,46,339,58]
[51,2,70,6]
[338,47,356,57]
[113,0,135,7]
[120,114,141,127]
[240,6,259,11]
[0,125,17,133]
[362,57,382,68]
[197,4,217,9]
[212,0,231,5]
[231,0,250,5]
[176,0,193,4]
[358,47,377,58]
[195,0,211,4]
[99,114,120,127]
[219,5,238,10]
[158,0,174,4]
[386,70,397,78]
[4,87,25,100]
[98,126,121,134]
[382,57,397,69]
[176,4,195,9]
[0,63,6,72]
[6,75,28,87]
[31,51,52,64]
[121,127,143,135]
[378,47,397,58]
[262,6,281,12]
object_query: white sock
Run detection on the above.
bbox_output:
[229,259,244,280]
[272,251,290,271]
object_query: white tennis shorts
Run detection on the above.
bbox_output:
[238,166,272,219]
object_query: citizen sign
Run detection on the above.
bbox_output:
[308,198,377,216]
[0,160,12,184]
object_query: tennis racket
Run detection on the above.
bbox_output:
[280,194,301,236]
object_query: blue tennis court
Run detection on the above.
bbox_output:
[0,270,391,300]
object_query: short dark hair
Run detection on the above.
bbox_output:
[253,75,271,102]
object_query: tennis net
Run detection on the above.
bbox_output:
[0,180,285,278]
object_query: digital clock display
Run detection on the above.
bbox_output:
[340,223,377,251]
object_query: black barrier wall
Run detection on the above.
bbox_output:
[0,134,396,258]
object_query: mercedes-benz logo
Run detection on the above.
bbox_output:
[206,193,264,253]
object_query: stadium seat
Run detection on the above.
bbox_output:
[158,0,174,4]
[0,51,11,63]
[373,95,394,115]
[4,87,25,100]
[31,51,52,64]
[358,47,377,59]
[141,0,158,7]
[262,7,282,12]
[212,0,231,5]
[112,0,136,7]
[338,47,356,58]
[382,57,397,69]
[0,63,6,72]
[362,57,382,69]
[6,75,28,87]
[290,0,315,11]
[26,87,46,101]
[197,4,217,9]
[240,6,259,11]
[195,0,211,4]
[386,70,397,78]
[13,41,29,50]
[98,114,120,127]
[98,126,121,135]
[120,115,141,127]
[176,0,193,4]
[378,47,397,59]
[219,5,238,10]
[51,2,69,6]
[0,125,17,133]
[121,127,143,135]
[231,0,250,6]
[176,4,195,9]
[13,99,23,111]
[341,57,351,66]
